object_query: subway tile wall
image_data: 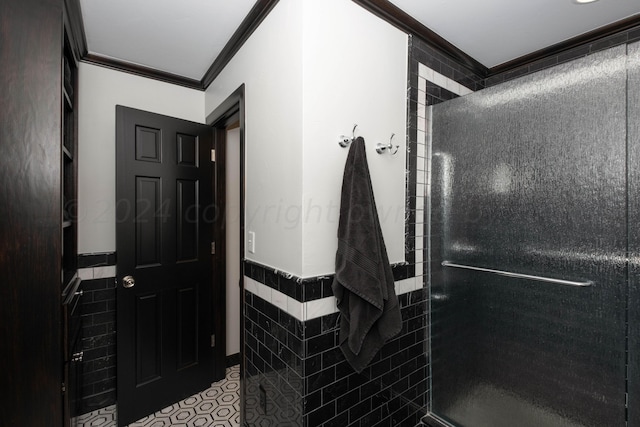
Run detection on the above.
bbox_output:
[242,271,428,427]
[77,253,117,414]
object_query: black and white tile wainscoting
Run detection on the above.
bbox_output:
[77,252,117,414]
[243,262,428,427]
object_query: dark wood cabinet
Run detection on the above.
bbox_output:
[61,13,83,427]
[0,1,82,425]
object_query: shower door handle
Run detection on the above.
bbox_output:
[441,261,592,287]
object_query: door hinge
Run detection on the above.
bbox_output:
[211,241,215,255]
[211,334,215,347]
[211,149,215,162]
[62,382,66,393]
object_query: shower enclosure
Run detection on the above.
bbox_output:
[426,43,640,427]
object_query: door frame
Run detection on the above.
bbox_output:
[206,85,246,390]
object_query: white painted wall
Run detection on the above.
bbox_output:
[301,0,408,276]
[76,0,407,358]
[205,0,408,278]
[225,127,241,356]
[77,62,205,254]
[205,0,304,276]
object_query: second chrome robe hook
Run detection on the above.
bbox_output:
[376,133,399,155]
[338,124,358,147]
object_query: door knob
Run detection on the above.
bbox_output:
[122,275,135,288]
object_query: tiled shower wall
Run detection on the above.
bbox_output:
[414,24,640,427]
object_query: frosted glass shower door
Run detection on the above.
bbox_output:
[429,46,628,427]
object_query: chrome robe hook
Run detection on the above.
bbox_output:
[376,133,399,155]
[338,124,358,147]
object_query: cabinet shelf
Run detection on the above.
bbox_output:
[62,16,81,427]
[63,145,73,161]
[63,87,73,110]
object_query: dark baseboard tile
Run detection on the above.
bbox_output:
[79,388,116,416]
[226,352,240,368]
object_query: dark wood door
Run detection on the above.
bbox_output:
[116,106,215,426]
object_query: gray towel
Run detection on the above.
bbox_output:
[332,136,402,373]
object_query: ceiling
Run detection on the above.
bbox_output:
[77,0,640,84]
[388,0,640,68]
[79,0,258,80]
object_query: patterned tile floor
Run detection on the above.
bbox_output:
[77,365,240,427]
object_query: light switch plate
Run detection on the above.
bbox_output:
[248,231,255,254]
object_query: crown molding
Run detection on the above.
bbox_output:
[63,0,87,62]
[201,0,280,89]
[63,0,640,91]
[83,54,203,90]
[353,0,640,79]
[491,14,640,75]
[65,0,279,91]
[351,0,490,77]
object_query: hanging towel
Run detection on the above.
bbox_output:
[332,136,402,373]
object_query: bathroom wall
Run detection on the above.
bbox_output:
[204,0,408,278]
[203,0,427,424]
[77,62,205,255]
[204,0,304,276]
[76,0,409,416]
[299,0,407,277]
[236,32,486,422]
